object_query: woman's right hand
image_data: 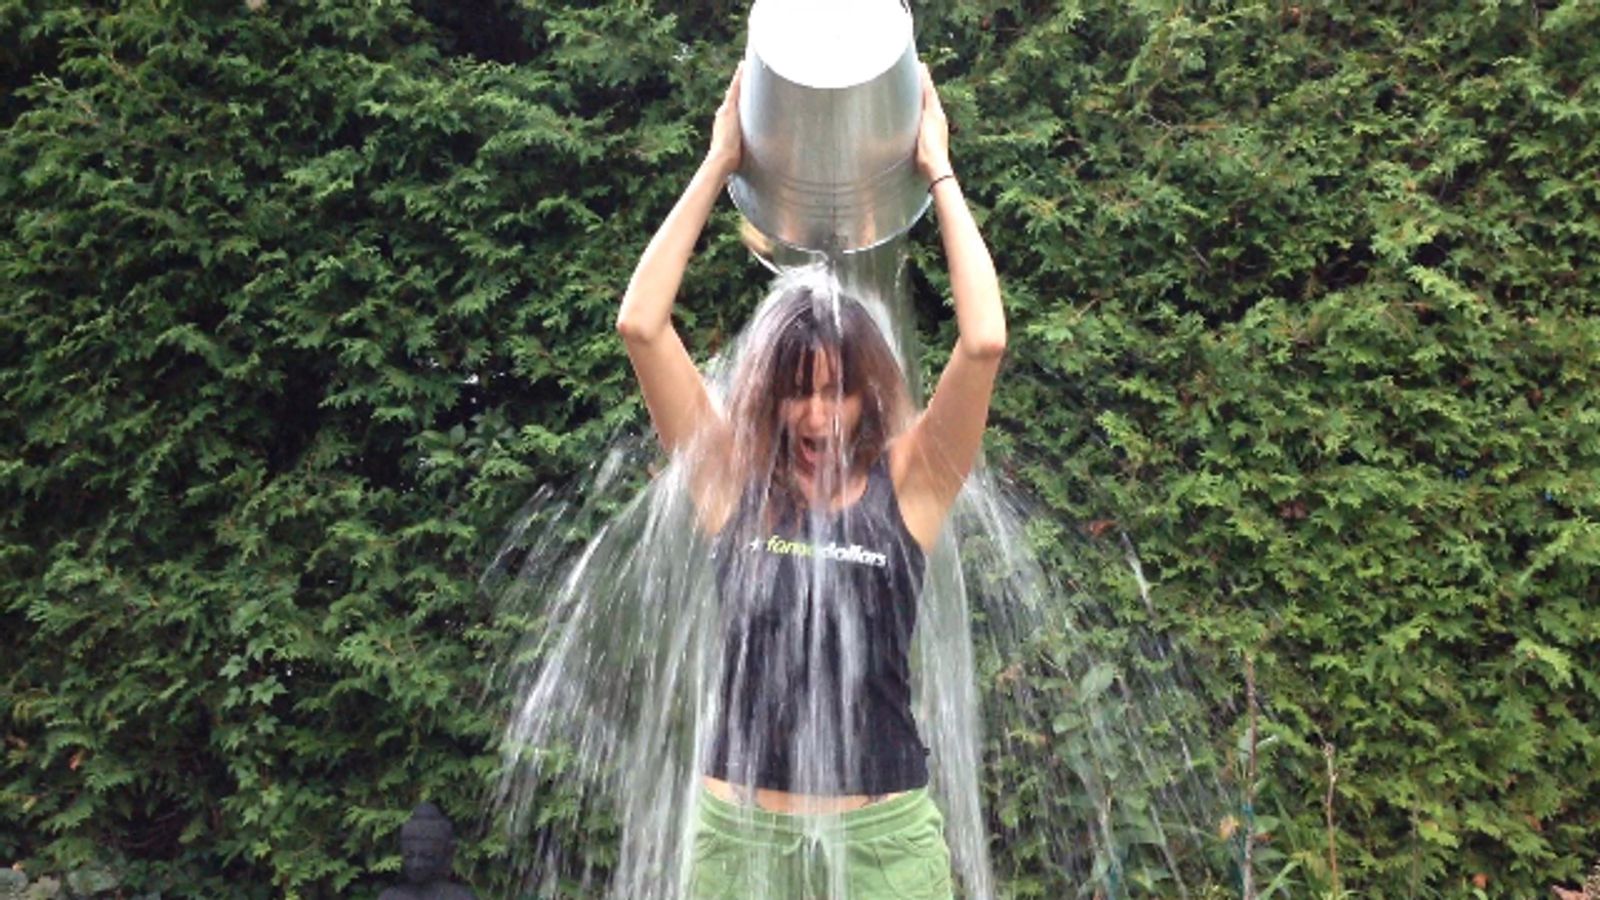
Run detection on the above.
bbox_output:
[707,64,744,177]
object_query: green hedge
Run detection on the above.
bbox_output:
[3,0,1597,896]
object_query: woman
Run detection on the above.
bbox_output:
[616,63,1004,899]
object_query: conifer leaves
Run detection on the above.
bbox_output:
[968,0,1600,894]
[0,0,656,889]
[3,0,1597,895]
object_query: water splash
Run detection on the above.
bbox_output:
[484,246,1232,898]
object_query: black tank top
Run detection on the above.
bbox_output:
[705,459,929,795]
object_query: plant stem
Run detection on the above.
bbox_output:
[1324,742,1341,895]
[1243,654,1258,900]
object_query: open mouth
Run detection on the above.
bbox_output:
[794,435,827,471]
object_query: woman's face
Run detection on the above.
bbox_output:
[780,351,862,479]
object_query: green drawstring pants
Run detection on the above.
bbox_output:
[685,787,954,899]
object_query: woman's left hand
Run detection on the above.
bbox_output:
[915,63,953,181]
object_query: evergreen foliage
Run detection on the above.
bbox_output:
[3,0,1596,896]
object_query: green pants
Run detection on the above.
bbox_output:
[685,787,954,900]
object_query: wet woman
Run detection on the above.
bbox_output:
[616,64,1004,900]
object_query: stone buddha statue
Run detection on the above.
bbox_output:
[377,803,477,900]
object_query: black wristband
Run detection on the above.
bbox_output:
[928,173,957,193]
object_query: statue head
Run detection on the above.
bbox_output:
[399,803,455,885]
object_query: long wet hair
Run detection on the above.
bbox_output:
[723,273,913,511]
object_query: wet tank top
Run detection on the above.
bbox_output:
[705,458,929,795]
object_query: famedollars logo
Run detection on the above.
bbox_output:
[747,534,889,569]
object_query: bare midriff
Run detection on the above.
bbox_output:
[702,775,907,815]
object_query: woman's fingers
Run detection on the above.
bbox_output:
[917,63,951,178]
[920,63,944,117]
[919,64,947,139]
[719,62,743,115]
[708,63,744,174]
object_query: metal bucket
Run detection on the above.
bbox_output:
[730,0,928,256]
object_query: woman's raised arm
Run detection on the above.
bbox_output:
[892,65,1008,550]
[617,68,743,521]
